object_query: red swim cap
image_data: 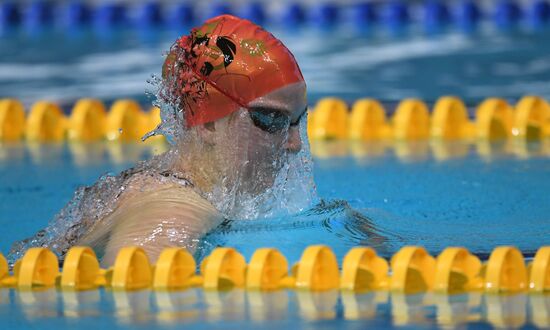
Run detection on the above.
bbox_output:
[161,15,304,127]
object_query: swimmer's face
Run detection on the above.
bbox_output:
[246,81,307,153]
[212,82,307,194]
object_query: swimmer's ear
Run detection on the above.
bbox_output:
[196,122,217,145]
[204,122,216,132]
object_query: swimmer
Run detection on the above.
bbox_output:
[9,15,312,266]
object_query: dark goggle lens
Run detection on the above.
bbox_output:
[249,109,290,133]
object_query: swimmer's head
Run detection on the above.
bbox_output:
[160,14,305,129]
[158,15,313,218]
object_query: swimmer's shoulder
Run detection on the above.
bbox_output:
[117,170,219,216]
[77,169,222,248]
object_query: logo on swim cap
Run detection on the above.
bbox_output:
[161,15,304,127]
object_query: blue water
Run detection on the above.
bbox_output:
[0,141,549,328]
[1,140,549,260]
[2,19,550,330]
[1,288,544,329]
[204,140,550,263]
[3,25,550,109]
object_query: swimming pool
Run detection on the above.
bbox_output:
[4,11,550,109]
[1,138,549,260]
[1,1,550,328]
[0,139,548,328]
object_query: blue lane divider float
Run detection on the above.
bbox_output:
[311,2,340,27]
[168,3,195,27]
[2,1,550,34]
[494,0,523,29]
[136,1,163,27]
[382,1,410,31]
[423,0,451,32]
[239,2,266,25]
[206,2,233,20]
[351,2,377,27]
[0,1,21,28]
[453,0,482,31]
[95,3,127,28]
[62,1,92,28]
[281,3,306,26]
[527,0,550,27]
[24,0,54,29]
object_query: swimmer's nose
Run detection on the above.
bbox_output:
[285,126,302,153]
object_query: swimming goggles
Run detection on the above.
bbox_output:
[248,106,307,134]
[186,61,307,134]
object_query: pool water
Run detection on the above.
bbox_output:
[1,140,549,261]
[1,287,545,329]
[3,24,550,108]
[0,141,548,328]
[2,15,550,330]
[204,140,550,263]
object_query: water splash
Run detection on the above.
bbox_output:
[8,57,318,264]
[145,73,185,145]
[195,199,403,263]
[146,66,318,220]
[7,156,171,264]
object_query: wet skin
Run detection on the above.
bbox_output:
[77,82,308,266]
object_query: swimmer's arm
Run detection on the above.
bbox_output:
[87,186,222,267]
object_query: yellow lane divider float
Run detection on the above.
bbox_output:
[308,98,349,140]
[0,99,26,141]
[106,99,148,142]
[2,96,550,142]
[431,96,474,139]
[25,101,67,142]
[0,245,548,294]
[349,99,391,140]
[0,98,164,143]
[393,99,431,140]
[514,95,550,139]
[307,95,550,141]
[68,98,107,141]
